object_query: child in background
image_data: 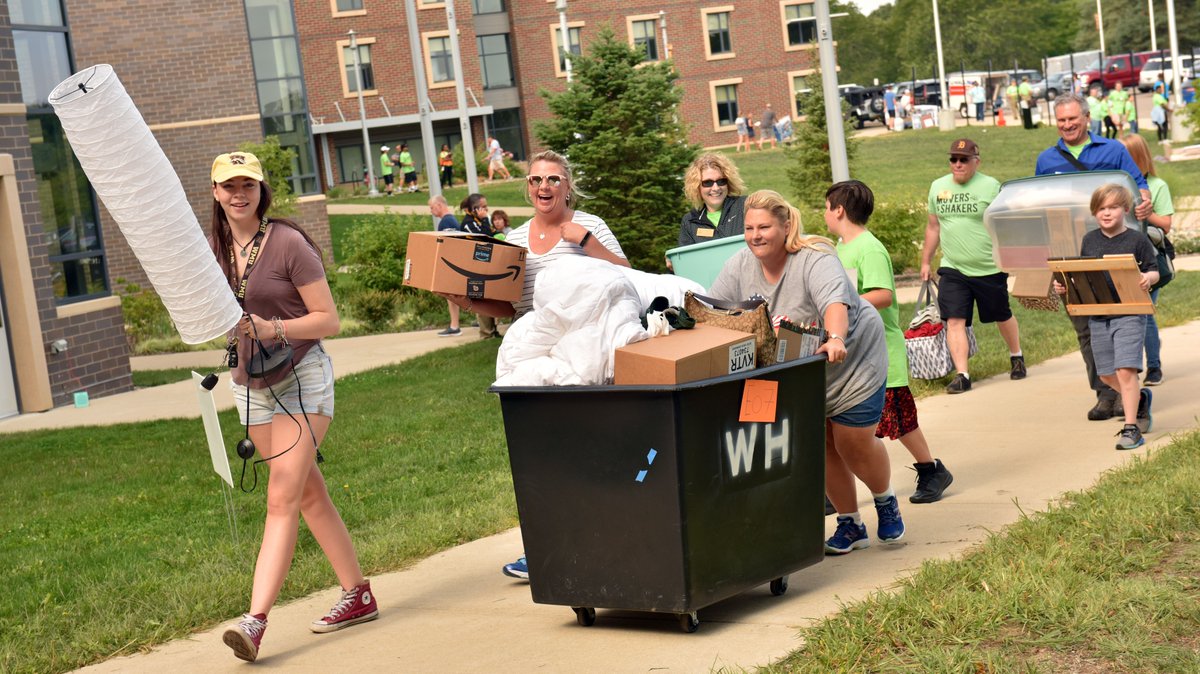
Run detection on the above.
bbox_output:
[1053,184,1158,450]
[827,180,954,505]
[1119,133,1174,386]
[491,209,513,240]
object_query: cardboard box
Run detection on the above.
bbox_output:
[774,321,826,363]
[614,324,757,386]
[403,231,526,303]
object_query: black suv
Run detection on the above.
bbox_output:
[841,85,887,128]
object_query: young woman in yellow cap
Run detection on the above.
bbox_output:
[210,152,378,662]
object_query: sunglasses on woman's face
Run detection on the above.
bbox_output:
[527,175,565,187]
[701,178,729,188]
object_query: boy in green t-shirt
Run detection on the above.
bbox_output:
[827,180,954,505]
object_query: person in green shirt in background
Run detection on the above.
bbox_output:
[1107,81,1130,134]
[1151,82,1170,141]
[1123,97,1138,134]
[378,145,395,195]
[398,143,419,193]
[1005,78,1019,122]
[1018,76,1035,129]
[1086,87,1103,135]
[1096,94,1118,139]
[922,138,1027,394]
[830,180,954,504]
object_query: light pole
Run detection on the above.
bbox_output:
[403,0,441,196]
[932,0,955,130]
[1096,0,1106,54]
[556,0,573,83]
[444,0,477,195]
[659,10,669,60]
[1148,0,1157,52]
[1165,0,1187,141]
[348,29,377,196]
[814,0,848,182]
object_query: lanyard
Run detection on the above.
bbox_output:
[229,218,269,306]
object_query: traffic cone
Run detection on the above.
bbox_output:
[997,108,1006,127]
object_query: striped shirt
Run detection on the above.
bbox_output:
[505,210,626,318]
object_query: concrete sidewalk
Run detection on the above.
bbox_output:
[64,277,1200,672]
[73,316,1200,673]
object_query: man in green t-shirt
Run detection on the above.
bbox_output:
[922,138,1027,394]
[1018,76,1035,129]
[830,180,954,504]
[378,145,395,195]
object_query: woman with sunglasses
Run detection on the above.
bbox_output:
[453,150,629,324]
[678,152,748,247]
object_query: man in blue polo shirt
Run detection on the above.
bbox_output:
[1035,92,1152,422]
[884,85,896,130]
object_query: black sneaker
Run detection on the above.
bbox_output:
[1137,388,1153,433]
[910,460,954,503]
[1115,424,1144,450]
[946,373,971,394]
[1087,396,1115,421]
[1009,355,1027,380]
[1144,367,1163,386]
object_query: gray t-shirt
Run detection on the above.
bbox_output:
[709,246,888,416]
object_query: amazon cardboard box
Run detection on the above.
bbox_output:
[614,324,757,386]
[403,232,526,302]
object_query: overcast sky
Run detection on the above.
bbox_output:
[849,0,894,15]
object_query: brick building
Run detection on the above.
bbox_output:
[0,0,331,417]
[508,0,821,152]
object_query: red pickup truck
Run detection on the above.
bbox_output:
[1079,51,1159,92]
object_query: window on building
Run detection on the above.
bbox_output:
[792,73,813,117]
[487,108,526,161]
[13,7,109,303]
[707,11,732,56]
[247,0,319,195]
[553,25,582,76]
[477,34,514,89]
[785,3,817,47]
[715,83,738,127]
[343,44,374,92]
[631,19,658,61]
[472,0,504,13]
[337,144,366,184]
[426,35,454,84]
[335,0,363,11]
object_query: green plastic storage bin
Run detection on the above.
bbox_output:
[666,236,747,290]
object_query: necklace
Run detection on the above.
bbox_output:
[231,234,254,258]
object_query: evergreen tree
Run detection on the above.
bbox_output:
[535,26,699,272]
[786,74,857,210]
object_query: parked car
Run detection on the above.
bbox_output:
[841,85,887,128]
[1079,51,1158,92]
[1139,54,1195,91]
[1031,71,1074,100]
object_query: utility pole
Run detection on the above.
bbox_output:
[933,0,956,131]
[404,0,441,196]
[556,0,573,83]
[348,30,377,196]
[814,0,848,182]
[444,0,478,194]
[659,10,669,60]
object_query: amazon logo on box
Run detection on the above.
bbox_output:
[403,231,527,303]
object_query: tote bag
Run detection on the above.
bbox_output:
[904,281,976,380]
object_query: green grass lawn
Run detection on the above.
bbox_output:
[7,272,1200,673]
[766,431,1200,673]
[328,128,1199,211]
[333,178,528,209]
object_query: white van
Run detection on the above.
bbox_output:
[1138,55,1194,92]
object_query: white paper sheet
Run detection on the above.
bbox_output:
[193,371,233,487]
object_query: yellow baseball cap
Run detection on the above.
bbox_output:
[211,152,264,183]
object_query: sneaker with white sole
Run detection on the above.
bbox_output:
[437,327,462,337]
[223,613,267,662]
[1115,424,1144,450]
[875,494,906,543]
[502,555,529,579]
[824,516,869,554]
[311,580,379,633]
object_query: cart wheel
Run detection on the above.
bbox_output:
[770,576,789,596]
[677,611,700,633]
[573,606,596,627]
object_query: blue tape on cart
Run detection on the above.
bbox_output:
[635,448,658,482]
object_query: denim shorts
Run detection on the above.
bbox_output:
[830,382,887,428]
[231,345,335,426]
[1089,315,1147,375]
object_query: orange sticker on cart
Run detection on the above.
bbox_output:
[739,379,779,423]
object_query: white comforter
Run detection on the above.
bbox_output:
[494,257,704,386]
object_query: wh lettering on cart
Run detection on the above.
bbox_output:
[724,417,790,478]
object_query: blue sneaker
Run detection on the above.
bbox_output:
[875,495,906,543]
[824,516,869,555]
[1137,388,1152,433]
[502,555,529,580]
